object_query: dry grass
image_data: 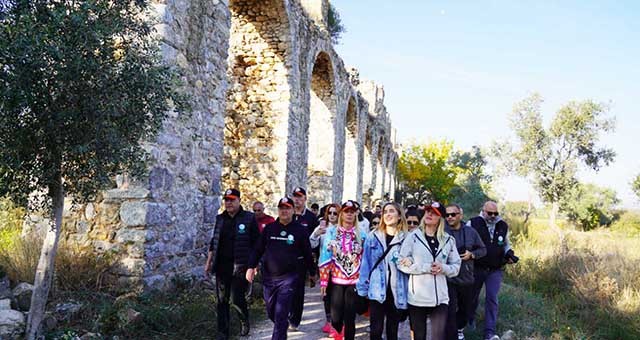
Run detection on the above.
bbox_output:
[506,218,640,339]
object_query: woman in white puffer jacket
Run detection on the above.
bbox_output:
[398,202,461,340]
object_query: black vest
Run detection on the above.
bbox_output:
[470,216,508,269]
[211,209,256,274]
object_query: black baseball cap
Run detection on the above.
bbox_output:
[292,187,307,197]
[223,188,240,200]
[278,196,294,208]
[425,201,446,217]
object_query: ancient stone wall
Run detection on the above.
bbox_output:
[52,0,400,291]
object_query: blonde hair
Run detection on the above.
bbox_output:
[420,211,446,244]
[378,202,408,234]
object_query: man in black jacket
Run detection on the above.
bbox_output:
[205,189,260,339]
[467,201,515,340]
[246,197,317,340]
[289,186,318,330]
[444,204,486,340]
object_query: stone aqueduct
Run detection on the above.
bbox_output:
[59,0,400,290]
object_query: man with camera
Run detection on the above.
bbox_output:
[444,204,486,340]
[467,201,518,340]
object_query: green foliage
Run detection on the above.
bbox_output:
[0,0,188,208]
[327,3,346,44]
[610,210,640,236]
[632,173,640,200]
[46,287,265,338]
[450,146,493,215]
[560,183,619,231]
[501,201,535,238]
[397,140,458,203]
[497,94,615,208]
[0,231,39,284]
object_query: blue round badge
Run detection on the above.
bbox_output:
[238,224,246,234]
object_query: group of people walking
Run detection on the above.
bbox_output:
[204,187,517,340]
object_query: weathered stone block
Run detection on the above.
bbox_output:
[103,188,150,202]
[115,229,147,244]
[120,201,147,227]
[12,283,33,312]
[203,196,219,223]
[0,309,25,339]
[0,277,10,300]
[0,299,10,310]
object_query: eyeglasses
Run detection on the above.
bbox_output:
[253,209,262,213]
[371,221,380,226]
[328,211,339,216]
[485,211,499,217]
[407,221,420,226]
[445,213,459,218]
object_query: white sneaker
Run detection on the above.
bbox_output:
[457,328,465,340]
[489,335,500,340]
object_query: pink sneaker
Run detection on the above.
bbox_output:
[321,322,333,333]
[329,326,344,339]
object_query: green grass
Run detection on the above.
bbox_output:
[46,286,266,339]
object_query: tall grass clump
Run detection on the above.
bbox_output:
[506,218,640,339]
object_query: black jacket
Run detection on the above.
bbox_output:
[469,216,508,270]
[209,207,259,275]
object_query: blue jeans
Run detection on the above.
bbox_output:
[470,267,503,338]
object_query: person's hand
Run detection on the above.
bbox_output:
[431,262,443,275]
[320,286,327,297]
[245,268,256,283]
[460,250,473,261]
[315,220,328,236]
[399,257,413,267]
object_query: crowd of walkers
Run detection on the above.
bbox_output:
[204,187,518,340]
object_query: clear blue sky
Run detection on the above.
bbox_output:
[333,0,640,209]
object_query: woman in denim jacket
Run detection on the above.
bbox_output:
[357,202,409,340]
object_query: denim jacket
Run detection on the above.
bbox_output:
[356,229,409,309]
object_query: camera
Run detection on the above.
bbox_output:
[503,249,519,264]
[457,246,467,255]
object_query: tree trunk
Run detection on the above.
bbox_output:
[25,176,64,340]
[549,201,567,254]
[549,201,558,229]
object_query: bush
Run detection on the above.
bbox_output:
[0,230,115,291]
[610,210,640,236]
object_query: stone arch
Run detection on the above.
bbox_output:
[342,96,359,200]
[225,0,292,208]
[306,51,338,206]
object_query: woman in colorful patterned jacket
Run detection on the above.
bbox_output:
[319,200,368,340]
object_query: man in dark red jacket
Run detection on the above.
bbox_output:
[253,201,275,233]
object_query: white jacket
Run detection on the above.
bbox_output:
[398,229,461,307]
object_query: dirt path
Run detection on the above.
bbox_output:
[251,286,412,339]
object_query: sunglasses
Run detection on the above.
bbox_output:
[407,221,420,226]
[445,213,459,218]
[371,221,380,226]
[328,211,339,216]
[485,211,499,217]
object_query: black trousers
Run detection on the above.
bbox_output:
[369,290,402,340]
[323,280,333,322]
[445,283,475,339]
[408,303,448,340]
[331,284,358,340]
[215,271,249,339]
[288,266,306,327]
